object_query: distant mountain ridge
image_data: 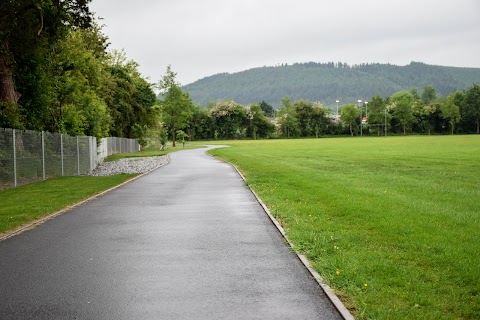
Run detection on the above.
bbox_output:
[182,62,480,107]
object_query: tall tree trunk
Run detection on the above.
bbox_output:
[0,53,20,103]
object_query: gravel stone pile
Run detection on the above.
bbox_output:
[90,156,169,176]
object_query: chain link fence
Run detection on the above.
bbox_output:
[0,128,140,190]
[144,137,163,150]
[96,137,141,164]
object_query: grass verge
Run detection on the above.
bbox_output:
[0,174,135,235]
[208,135,480,320]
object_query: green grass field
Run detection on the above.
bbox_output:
[208,136,480,319]
[0,175,135,235]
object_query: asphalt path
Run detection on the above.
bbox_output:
[0,147,343,319]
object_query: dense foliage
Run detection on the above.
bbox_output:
[173,81,478,140]
[0,1,156,139]
[178,83,480,140]
[183,62,480,107]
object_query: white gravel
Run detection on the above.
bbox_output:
[89,156,169,176]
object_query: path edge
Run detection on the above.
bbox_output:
[209,152,355,320]
[0,155,170,242]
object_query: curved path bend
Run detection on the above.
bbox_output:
[0,147,342,319]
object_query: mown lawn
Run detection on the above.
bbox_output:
[208,136,480,319]
[0,175,135,235]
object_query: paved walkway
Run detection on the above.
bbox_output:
[0,147,342,319]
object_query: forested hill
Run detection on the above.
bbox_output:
[182,62,480,107]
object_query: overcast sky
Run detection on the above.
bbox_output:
[90,0,480,85]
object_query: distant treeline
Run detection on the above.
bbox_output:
[183,62,480,107]
[163,83,480,142]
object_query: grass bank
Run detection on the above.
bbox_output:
[208,135,480,319]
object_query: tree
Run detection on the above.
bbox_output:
[259,100,275,117]
[340,104,359,136]
[422,85,437,105]
[276,96,299,137]
[0,23,117,137]
[185,104,214,140]
[426,104,441,135]
[0,0,93,103]
[410,88,420,101]
[47,28,111,137]
[0,1,94,131]
[390,91,415,135]
[176,130,188,148]
[292,99,330,137]
[294,100,316,137]
[0,1,157,140]
[158,65,193,146]
[100,50,156,138]
[311,102,330,138]
[246,104,274,139]
[210,100,247,139]
[461,84,480,134]
[441,93,461,134]
[366,95,386,135]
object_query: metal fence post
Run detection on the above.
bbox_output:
[61,133,64,176]
[13,129,17,187]
[76,136,80,175]
[89,136,95,174]
[42,131,46,180]
[88,136,93,173]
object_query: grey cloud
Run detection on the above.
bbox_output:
[90,0,480,84]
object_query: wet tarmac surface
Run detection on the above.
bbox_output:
[0,147,342,319]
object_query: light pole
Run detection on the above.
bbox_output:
[365,101,369,135]
[336,100,339,120]
[358,99,362,137]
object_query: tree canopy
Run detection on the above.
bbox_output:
[0,3,156,140]
[157,65,193,147]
